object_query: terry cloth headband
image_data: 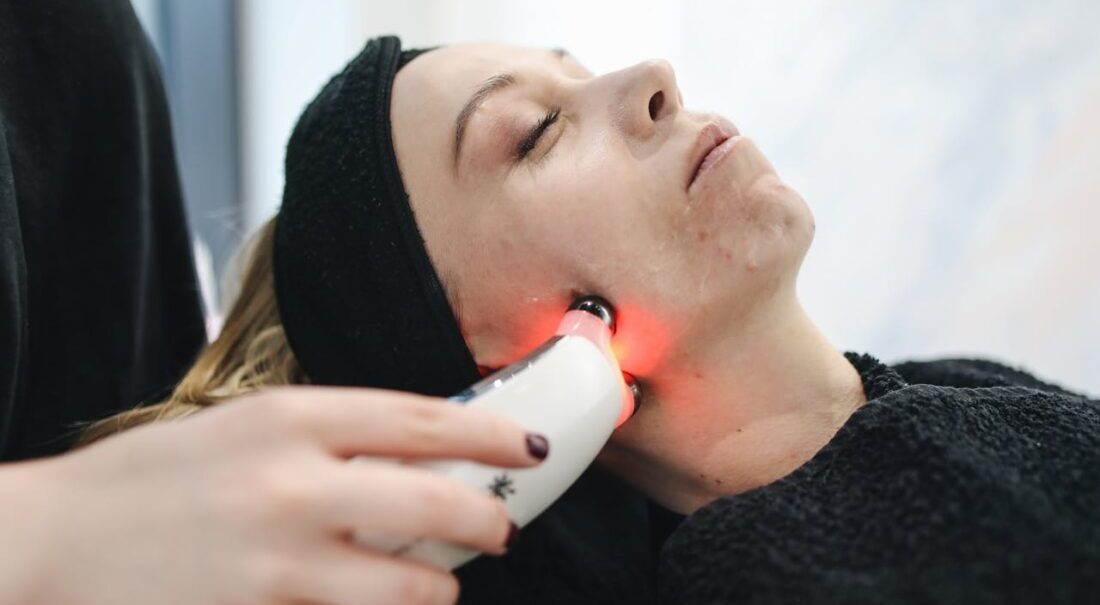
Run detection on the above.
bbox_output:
[273,35,480,396]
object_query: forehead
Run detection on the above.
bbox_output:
[394,42,552,119]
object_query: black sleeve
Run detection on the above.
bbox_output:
[0,0,205,460]
[457,468,659,605]
[891,357,1088,397]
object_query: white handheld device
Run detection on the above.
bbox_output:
[353,296,639,569]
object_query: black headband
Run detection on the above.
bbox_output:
[273,35,479,396]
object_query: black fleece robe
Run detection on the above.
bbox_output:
[0,0,205,460]
[660,352,1100,604]
[460,353,1100,605]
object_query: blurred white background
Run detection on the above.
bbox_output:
[133,0,1100,394]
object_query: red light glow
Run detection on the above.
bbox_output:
[607,303,670,377]
[502,300,672,382]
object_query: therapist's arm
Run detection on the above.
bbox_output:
[0,387,545,605]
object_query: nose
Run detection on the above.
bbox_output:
[611,59,682,139]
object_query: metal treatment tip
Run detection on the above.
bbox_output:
[623,372,642,418]
[569,295,616,334]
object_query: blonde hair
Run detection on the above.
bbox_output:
[76,219,306,447]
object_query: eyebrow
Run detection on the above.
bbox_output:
[452,48,570,174]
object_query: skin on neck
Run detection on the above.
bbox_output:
[597,284,867,514]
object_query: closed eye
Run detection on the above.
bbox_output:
[515,107,561,161]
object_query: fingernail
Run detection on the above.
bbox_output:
[525,433,549,460]
[505,522,520,550]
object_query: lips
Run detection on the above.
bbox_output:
[686,117,740,191]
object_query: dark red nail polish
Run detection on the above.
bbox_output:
[505,522,520,549]
[526,433,549,460]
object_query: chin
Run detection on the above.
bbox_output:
[756,173,813,243]
[784,185,816,260]
[720,185,813,304]
[762,183,814,287]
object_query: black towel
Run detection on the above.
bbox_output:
[660,353,1100,604]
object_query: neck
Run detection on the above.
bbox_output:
[600,289,867,513]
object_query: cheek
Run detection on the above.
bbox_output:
[455,155,644,361]
[508,145,636,273]
[522,157,693,375]
[449,189,585,364]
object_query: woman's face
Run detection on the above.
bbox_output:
[391,42,813,383]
